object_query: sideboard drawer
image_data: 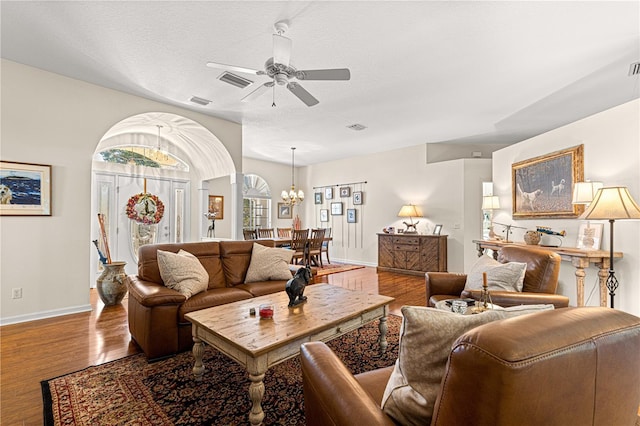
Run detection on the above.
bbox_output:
[394,244,420,252]
[392,236,419,245]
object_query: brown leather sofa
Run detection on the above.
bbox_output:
[426,245,570,308]
[127,240,303,360]
[301,307,640,426]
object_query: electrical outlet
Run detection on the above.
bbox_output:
[12,288,22,299]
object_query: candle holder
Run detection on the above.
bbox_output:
[471,272,493,313]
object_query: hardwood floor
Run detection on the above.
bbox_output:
[0,266,424,425]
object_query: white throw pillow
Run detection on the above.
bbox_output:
[244,243,294,283]
[464,254,526,292]
[381,304,553,425]
[157,249,209,299]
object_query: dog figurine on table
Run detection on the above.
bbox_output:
[286,265,312,307]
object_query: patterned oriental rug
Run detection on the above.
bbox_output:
[42,315,400,426]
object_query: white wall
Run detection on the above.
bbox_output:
[492,99,640,316]
[0,60,242,324]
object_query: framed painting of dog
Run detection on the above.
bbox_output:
[512,145,584,219]
[0,160,51,216]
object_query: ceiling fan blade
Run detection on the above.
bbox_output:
[295,68,351,81]
[206,61,263,75]
[273,34,292,67]
[241,81,274,102]
[287,82,319,107]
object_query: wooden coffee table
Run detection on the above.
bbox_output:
[184,284,394,425]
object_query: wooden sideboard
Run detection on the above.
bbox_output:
[472,239,623,307]
[377,233,447,276]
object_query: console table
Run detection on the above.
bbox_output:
[377,233,447,275]
[472,239,623,307]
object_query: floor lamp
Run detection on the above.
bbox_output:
[580,186,640,308]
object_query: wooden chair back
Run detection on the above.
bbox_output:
[277,228,292,238]
[257,228,275,239]
[290,229,309,264]
[243,229,257,240]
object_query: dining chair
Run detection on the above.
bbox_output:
[257,228,275,239]
[277,228,292,238]
[290,229,309,265]
[243,229,257,240]
[308,228,326,267]
[321,227,331,264]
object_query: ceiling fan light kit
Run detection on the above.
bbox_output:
[206,20,350,107]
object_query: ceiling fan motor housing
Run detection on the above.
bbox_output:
[265,58,297,85]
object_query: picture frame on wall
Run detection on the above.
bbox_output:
[512,145,584,219]
[576,222,603,250]
[340,187,351,198]
[347,208,356,223]
[278,202,292,219]
[320,209,329,222]
[314,192,322,204]
[353,191,363,205]
[0,160,52,216]
[325,187,334,200]
[208,195,224,220]
[433,224,443,235]
[331,202,343,215]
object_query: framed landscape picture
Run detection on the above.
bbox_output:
[278,203,292,219]
[0,160,51,216]
[347,208,357,223]
[320,209,329,222]
[512,145,584,219]
[208,195,224,220]
[331,202,343,216]
[353,191,363,205]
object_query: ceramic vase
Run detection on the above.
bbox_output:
[524,230,541,245]
[96,261,127,305]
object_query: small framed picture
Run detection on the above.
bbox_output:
[0,160,52,216]
[353,191,363,205]
[331,202,343,215]
[314,192,322,204]
[320,209,329,222]
[433,224,443,235]
[325,187,334,200]
[208,195,224,220]
[340,187,351,198]
[278,202,292,219]
[347,208,356,223]
[576,222,603,250]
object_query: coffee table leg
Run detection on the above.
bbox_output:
[378,316,388,353]
[248,370,266,425]
[192,337,206,381]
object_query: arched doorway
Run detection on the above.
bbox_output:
[91,112,236,278]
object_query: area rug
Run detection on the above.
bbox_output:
[315,263,365,277]
[42,316,400,426]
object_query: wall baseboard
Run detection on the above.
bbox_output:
[331,259,377,268]
[0,304,92,326]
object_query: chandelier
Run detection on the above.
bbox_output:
[281,147,304,205]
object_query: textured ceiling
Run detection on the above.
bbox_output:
[2,1,639,166]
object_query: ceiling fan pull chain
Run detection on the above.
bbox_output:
[272,82,276,107]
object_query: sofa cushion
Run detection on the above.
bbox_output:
[236,280,288,297]
[464,254,526,293]
[157,249,209,299]
[178,287,254,323]
[381,304,553,425]
[244,243,294,283]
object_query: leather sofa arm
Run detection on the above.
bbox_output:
[126,275,186,307]
[462,289,570,308]
[300,342,395,426]
[426,272,467,305]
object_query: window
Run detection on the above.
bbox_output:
[243,174,271,229]
[95,146,189,171]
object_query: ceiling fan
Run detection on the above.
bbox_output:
[206,21,350,107]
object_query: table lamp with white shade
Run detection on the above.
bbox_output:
[579,186,640,308]
[397,204,423,234]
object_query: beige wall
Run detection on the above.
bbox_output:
[492,99,640,315]
[0,60,242,324]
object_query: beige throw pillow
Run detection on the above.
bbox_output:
[464,254,526,292]
[381,304,553,425]
[157,249,209,299]
[244,243,294,283]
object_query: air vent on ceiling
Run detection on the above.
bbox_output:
[347,123,367,131]
[629,62,640,76]
[190,96,211,106]
[218,72,253,88]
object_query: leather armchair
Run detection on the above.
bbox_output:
[301,307,640,426]
[426,245,569,308]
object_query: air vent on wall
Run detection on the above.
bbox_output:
[347,123,367,131]
[190,96,211,106]
[218,72,253,88]
[629,62,640,76]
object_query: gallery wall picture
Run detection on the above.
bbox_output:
[331,202,343,215]
[208,195,224,220]
[325,187,334,200]
[0,160,52,216]
[353,191,363,205]
[347,208,357,223]
[340,187,351,197]
[314,192,322,204]
[278,203,293,219]
[320,209,329,222]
